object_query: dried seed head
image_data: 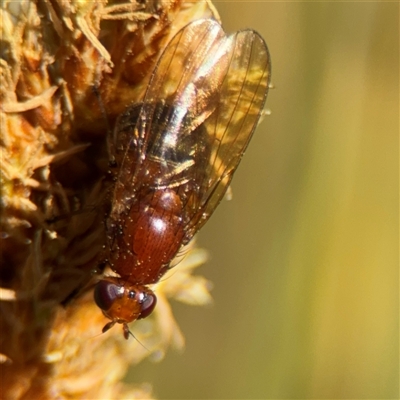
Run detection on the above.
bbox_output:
[0,1,217,398]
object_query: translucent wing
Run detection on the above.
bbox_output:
[109,19,271,243]
[109,19,227,219]
[185,28,271,238]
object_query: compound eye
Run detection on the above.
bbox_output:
[94,280,124,312]
[137,291,157,319]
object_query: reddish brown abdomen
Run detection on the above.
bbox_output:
[109,189,185,284]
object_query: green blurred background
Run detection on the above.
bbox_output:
[128,2,399,398]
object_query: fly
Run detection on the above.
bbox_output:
[93,18,271,339]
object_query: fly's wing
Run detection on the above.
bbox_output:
[109,19,230,220]
[109,19,270,244]
[183,29,271,240]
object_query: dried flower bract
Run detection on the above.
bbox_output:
[0,1,216,398]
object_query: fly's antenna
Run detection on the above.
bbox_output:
[123,324,150,352]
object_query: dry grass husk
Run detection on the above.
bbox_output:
[0,1,216,398]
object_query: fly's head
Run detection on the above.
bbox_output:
[94,277,157,339]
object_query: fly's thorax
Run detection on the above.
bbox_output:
[108,189,186,283]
